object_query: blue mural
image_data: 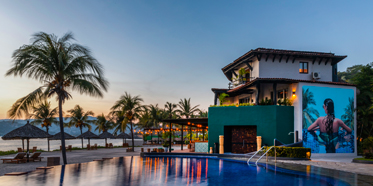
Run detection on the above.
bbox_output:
[302,86,354,153]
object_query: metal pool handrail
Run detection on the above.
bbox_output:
[255,146,276,166]
[247,146,266,165]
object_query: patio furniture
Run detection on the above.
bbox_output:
[31,146,37,153]
[67,145,72,152]
[2,153,26,164]
[24,152,43,162]
[17,148,23,152]
[123,143,129,147]
[87,144,91,150]
[109,143,113,148]
[47,157,60,166]
[94,144,98,150]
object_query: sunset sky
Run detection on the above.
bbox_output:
[1,1,373,119]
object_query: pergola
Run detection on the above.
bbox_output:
[161,117,208,151]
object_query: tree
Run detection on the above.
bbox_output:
[302,88,319,129]
[29,101,58,151]
[111,92,144,150]
[6,32,109,164]
[65,105,94,148]
[218,93,229,105]
[94,114,114,133]
[176,98,200,119]
[110,109,127,135]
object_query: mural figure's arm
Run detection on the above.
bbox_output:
[307,118,320,131]
[338,119,352,133]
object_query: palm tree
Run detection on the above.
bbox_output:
[197,110,208,118]
[302,88,319,129]
[176,98,200,119]
[6,32,108,164]
[94,114,114,146]
[65,105,94,149]
[29,101,58,151]
[94,114,114,133]
[110,109,127,135]
[342,97,355,129]
[111,92,144,150]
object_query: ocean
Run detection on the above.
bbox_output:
[0,137,144,151]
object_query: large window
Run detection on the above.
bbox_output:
[299,62,308,73]
[239,96,252,104]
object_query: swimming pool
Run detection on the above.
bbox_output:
[0,156,349,186]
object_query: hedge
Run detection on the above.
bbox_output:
[264,147,311,159]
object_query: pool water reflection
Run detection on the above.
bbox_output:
[0,156,349,186]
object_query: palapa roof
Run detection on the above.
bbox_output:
[2,121,52,140]
[116,132,131,139]
[76,130,100,139]
[50,132,76,140]
[98,131,115,139]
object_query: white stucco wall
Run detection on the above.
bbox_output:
[258,57,333,81]
[293,82,357,155]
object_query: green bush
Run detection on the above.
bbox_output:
[265,147,311,159]
[362,137,373,153]
[364,153,373,159]
[0,150,18,156]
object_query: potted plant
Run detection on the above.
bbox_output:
[163,142,169,152]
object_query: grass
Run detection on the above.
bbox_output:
[354,158,373,161]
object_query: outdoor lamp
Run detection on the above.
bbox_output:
[292,91,296,97]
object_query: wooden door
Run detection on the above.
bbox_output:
[231,126,257,153]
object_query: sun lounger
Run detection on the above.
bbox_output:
[31,147,37,153]
[94,144,98,150]
[87,144,91,150]
[1,152,26,164]
[17,148,23,153]
[109,143,113,148]
[23,152,43,162]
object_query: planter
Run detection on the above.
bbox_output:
[164,147,168,152]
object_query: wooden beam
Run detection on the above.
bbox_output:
[318,57,323,65]
[286,55,290,63]
[272,54,276,62]
[312,57,317,65]
[265,54,270,61]
[232,70,237,77]
[279,54,283,63]
[244,61,253,71]
[257,54,262,61]
[292,56,296,63]
[325,58,330,65]
[223,55,253,73]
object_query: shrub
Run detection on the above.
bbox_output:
[265,146,311,159]
[0,150,18,156]
[362,137,373,153]
[364,153,373,159]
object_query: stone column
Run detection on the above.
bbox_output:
[256,136,262,151]
[219,135,224,154]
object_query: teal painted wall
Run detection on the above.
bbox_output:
[208,106,294,151]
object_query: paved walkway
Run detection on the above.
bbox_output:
[0,145,178,176]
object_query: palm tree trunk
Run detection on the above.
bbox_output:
[80,127,83,149]
[130,121,134,151]
[58,96,67,165]
[47,127,50,152]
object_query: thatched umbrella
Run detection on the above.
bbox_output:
[98,131,115,147]
[50,132,76,140]
[2,121,51,162]
[116,132,131,144]
[76,131,99,147]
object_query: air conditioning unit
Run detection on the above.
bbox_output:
[313,72,321,79]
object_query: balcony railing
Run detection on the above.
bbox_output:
[229,77,257,89]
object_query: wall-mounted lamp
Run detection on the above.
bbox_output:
[292,91,296,97]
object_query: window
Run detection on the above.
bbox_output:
[239,96,252,104]
[277,89,288,99]
[299,62,308,73]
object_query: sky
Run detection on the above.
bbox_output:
[1,1,373,119]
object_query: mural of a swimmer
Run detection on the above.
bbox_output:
[302,86,355,153]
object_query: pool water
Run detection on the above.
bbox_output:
[0,156,349,186]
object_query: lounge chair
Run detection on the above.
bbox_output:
[17,148,23,152]
[109,143,113,148]
[87,144,91,150]
[67,145,72,152]
[94,144,98,150]
[31,147,37,153]
[1,152,26,164]
[24,152,43,162]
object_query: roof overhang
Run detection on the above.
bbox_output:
[222,48,347,81]
[161,118,208,129]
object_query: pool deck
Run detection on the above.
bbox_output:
[1,146,373,185]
